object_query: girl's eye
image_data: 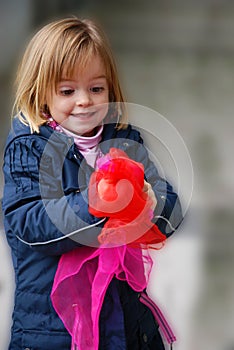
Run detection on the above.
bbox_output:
[59,89,75,96]
[90,87,105,93]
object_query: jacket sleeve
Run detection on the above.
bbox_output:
[130,131,183,237]
[2,137,104,255]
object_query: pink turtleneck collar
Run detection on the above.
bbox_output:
[48,117,104,168]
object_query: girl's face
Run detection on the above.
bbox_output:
[47,55,109,136]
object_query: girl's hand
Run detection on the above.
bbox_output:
[143,180,157,211]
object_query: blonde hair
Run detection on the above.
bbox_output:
[13,17,127,133]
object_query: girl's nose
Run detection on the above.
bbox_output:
[75,90,92,107]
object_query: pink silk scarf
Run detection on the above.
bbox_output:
[51,245,152,350]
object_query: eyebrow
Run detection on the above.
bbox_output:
[60,75,107,83]
[91,75,107,80]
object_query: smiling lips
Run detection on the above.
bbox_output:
[71,104,108,120]
[71,111,96,119]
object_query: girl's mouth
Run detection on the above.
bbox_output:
[72,111,96,119]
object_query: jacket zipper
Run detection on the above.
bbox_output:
[139,292,176,349]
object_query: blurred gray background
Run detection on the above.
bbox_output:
[0,1,234,349]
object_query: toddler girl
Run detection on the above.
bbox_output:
[2,17,183,349]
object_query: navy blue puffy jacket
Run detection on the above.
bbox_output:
[2,118,183,349]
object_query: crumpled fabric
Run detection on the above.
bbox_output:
[89,147,166,248]
[51,246,152,350]
[51,148,166,350]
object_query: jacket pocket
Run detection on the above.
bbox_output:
[22,329,71,350]
[137,306,161,349]
[139,292,176,348]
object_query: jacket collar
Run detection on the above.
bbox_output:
[6,116,132,154]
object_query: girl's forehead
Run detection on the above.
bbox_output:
[62,54,107,81]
